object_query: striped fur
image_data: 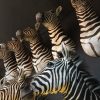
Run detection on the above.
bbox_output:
[71,0,100,57]
[0,80,22,100]
[19,27,53,73]
[7,38,35,83]
[0,43,19,85]
[35,6,76,59]
[15,28,53,100]
[30,42,100,99]
[0,68,31,100]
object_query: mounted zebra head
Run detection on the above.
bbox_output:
[7,37,23,52]
[35,6,62,30]
[71,0,93,12]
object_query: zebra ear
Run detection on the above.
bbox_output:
[11,37,16,41]
[35,22,40,31]
[56,6,62,16]
[16,30,23,42]
[61,42,70,59]
[16,30,22,37]
[0,43,6,49]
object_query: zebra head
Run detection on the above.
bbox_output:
[30,42,82,96]
[71,0,92,12]
[45,42,77,71]
[7,37,22,52]
[23,27,37,42]
[35,6,62,30]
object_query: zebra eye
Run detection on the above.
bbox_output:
[47,61,54,67]
[5,81,10,86]
[57,52,63,58]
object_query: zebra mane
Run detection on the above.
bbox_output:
[61,42,73,60]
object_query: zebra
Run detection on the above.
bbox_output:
[30,42,100,99]
[0,79,22,100]
[0,43,19,85]
[15,27,53,73]
[7,37,35,83]
[35,6,76,59]
[0,67,33,100]
[71,0,100,57]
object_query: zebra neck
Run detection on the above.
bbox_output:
[47,23,66,45]
[29,38,43,53]
[3,52,17,70]
[14,46,26,63]
[29,37,41,45]
[76,4,100,38]
[29,37,52,72]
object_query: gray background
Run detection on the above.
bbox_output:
[0,0,100,99]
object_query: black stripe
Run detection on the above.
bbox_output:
[88,42,99,57]
[80,27,100,39]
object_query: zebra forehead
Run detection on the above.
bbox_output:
[23,28,36,35]
[71,0,87,4]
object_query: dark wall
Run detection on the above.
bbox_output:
[0,0,100,99]
[0,0,61,41]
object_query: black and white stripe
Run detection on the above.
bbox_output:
[0,80,22,100]
[35,6,76,59]
[0,43,19,85]
[71,0,100,57]
[15,28,54,99]
[7,38,35,83]
[30,42,100,99]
